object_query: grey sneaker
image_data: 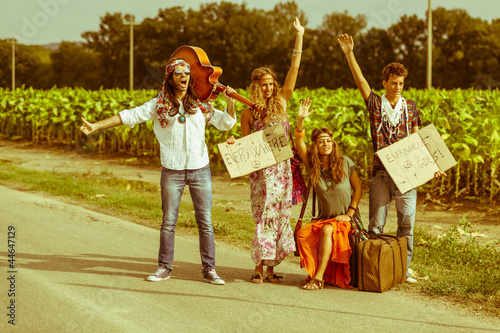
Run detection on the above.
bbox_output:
[146,266,171,282]
[203,269,225,285]
[406,276,418,284]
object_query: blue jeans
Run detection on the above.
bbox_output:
[158,164,215,274]
[369,170,417,278]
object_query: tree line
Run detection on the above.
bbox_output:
[1,1,499,91]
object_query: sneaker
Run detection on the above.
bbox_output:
[146,266,171,282]
[406,276,418,284]
[203,269,225,285]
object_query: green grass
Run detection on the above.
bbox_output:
[0,160,255,247]
[412,217,500,316]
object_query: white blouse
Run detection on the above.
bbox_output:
[119,97,236,170]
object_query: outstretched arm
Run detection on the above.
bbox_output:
[294,98,314,169]
[80,114,123,136]
[338,33,371,101]
[281,17,304,102]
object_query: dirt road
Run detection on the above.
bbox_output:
[1,185,499,332]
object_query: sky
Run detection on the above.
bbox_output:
[0,0,497,45]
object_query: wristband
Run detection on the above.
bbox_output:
[348,205,357,212]
[294,128,305,138]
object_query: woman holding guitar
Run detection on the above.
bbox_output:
[80,58,238,285]
[240,17,305,283]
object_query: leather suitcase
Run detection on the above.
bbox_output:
[358,234,407,292]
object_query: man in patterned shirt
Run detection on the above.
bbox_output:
[338,33,444,284]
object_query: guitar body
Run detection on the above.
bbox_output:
[169,45,267,119]
[169,46,224,102]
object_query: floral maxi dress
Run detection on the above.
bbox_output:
[249,118,295,266]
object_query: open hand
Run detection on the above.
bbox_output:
[338,33,354,55]
[293,17,304,35]
[297,98,314,120]
[334,214,351,222]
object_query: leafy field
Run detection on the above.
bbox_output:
[0,86,499,202]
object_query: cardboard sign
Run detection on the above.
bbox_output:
[218,124,294,178]
[376,124,456,193]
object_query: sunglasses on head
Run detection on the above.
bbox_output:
[174,69,191,76]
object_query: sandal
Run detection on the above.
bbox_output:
[251,272,263,283]
[301,276,312,286]
[264,274,284,283]
[302,278,324,290]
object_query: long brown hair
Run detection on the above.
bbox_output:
[249,67,286,123]
[161,59,199,115]
[308,128,345,187]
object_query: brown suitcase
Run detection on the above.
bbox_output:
[358,234,407,292]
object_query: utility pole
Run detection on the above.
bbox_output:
[426,0,432,90]
[8,38,17,90]
[124,15,139,91]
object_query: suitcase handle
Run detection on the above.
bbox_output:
[375,234,401,243]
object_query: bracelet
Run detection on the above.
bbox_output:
[294,128,305,138]
[348,205,357,211]
[293,49,303,53]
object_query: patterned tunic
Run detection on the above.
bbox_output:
[365,91,421,174]
[249,117,295,266]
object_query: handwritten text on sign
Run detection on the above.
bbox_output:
[218,124,293,178]
[376,124,456,193]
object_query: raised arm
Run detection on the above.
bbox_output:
[338,33,371,101]
[294,98,314,169]
[281,17,304,102]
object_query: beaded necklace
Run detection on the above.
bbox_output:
[320,164,333,189]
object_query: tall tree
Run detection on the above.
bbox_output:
[387,15,426,88]
[431,7,491,89]
[82,13,129,88]
[303,11,367,89]
[51,42,102,89]
[356,28,396,90]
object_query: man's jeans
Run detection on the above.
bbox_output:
[158,164,215,274]
[369,170,417,277]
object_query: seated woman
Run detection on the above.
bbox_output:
[294,98,363,290]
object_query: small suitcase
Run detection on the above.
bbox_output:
[358,234,407,292]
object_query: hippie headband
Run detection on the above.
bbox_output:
[165,59,190,75]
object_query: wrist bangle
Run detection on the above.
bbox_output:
[294,128,305,138]
[293,49,303,53]
[349,206,357,211]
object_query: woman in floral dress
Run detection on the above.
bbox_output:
[239,17,304,283]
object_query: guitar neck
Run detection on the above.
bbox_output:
[215,84,267,119]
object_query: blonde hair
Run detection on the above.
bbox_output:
[249,67,286,123]
[308,128,345,187]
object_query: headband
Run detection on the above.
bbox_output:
[166,59,190,75]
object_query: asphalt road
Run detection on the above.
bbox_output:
[0,185,499,332]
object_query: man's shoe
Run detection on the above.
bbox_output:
[203,269,225,285]
[406,276,417,284]
[146,266,171,282]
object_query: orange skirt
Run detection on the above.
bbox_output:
[296,219,353,289]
